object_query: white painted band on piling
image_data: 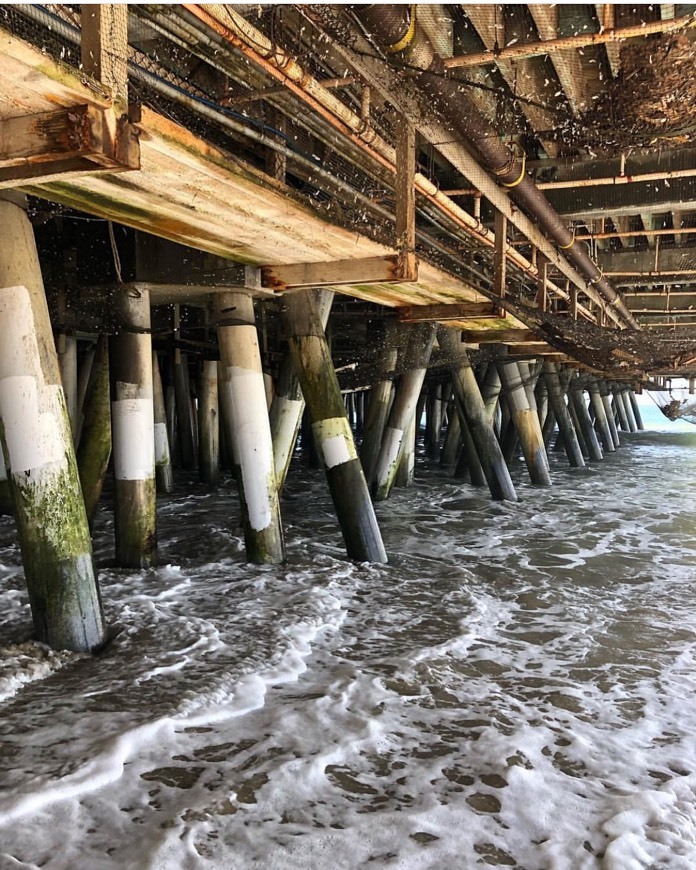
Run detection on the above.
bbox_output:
[227,366,275,532]
[154,422,170,465]
[375,425,404,484]
[0,377,65,473]
[112,398,155,480]
[312,416,357,469]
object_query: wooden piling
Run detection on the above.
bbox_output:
[569,384,603,461]
[57,333,78,437]
[77,336,111,525]
[359,321,398,489]
[599,381,621,448]
[198,359,220,486]
[497,359,552,486]
[214,292,285,564]
[541,362,585,468]
[612,386,632,432]
[284,289,386,562]
[627,389,644,431]
[440,404,461,466]
[454,410,486,486]
[622,388,638,432]
[588,379,616,453]
[110,285,157,568]
[152,351,174,493]
[270,290,332,491]
[0,197,105,651]
[394,414,416,487]
[439,328,516,500]
[373,322,436,501]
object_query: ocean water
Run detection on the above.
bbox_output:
[1,407,696,869]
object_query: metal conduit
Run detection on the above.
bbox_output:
[353,5,639,331]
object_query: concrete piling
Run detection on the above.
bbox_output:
[0,196,105,651]
[110,285,158,568]
[284,289,386,562]
[215,291,285,564]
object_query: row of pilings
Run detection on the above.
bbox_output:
[0,196,644,653]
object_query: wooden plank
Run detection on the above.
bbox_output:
[395,114,416,280]
[493,209,507,301]
[398,302,500,322]
[0,105,139,188]
[260,255,417,292]
[81,5,129,106]
[461,328,539,344]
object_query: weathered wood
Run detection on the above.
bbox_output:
[599,381,621,448]
[284,289,386,562]
[373,323,437,501]
[215,292,285,564]
[261,255,417,292]
[57,332,78,437]
[536,254,548,312]
[497,360,552,486]
[77,336,111,525]
[493,209,507,301]
[440,404,461,467]
[81,4,129,106]
[612,387,632,433]
[152,351,174,492]
[439,328,517,500]
[627,389,644,431]
[541,362,585,468]
[621,388,639,433]
[174,351,196,470]
[395,114,417,280]
[398,302,499,322]
[569,386,603,462]
[270,290,333,491]
[425,382,444,460]
[454,410,486,486]
[394,414,416,487]
[0,198,105,651]
[198,359,220,486]
[461,328,538,344]
[75,344,95,445]
[359,322,398,489]
[588,379,616,453]
[110,286,157,568]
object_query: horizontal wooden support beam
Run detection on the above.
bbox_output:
[443,15,693,68]
[460,328,539,344]
[260,254,417,292]
[398,302,501,322]
[0,105,139,188]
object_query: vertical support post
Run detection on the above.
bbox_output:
[110,285,157,568]
[57,333,78,437]
[480,363,502,425]
[568,281,578,320]
[394,414,416,487]
[395,114,417,279]
[493,209,507,302]
[588,379,615,453]
[628,389,644,431]
[599,381,621,448]
[454,412,486,486]
[77,335,111,524]
[568,384,603,461]
[173,306,196,469]
[536,255,548,312]
[373,323,436,501]
[284,290,386,562]
[541,362,585,468]
[497,359,552,486]
[360,321,398,489]
[612,386,631,432]
[425,381,443,459]
[75,343,96,445]
[81,5,129,106]
[198,359,220,486]
[622,389,638,432]
[214,292,284,564]
[0,197,105,651]
[270,290,332,490]
[439,329,516,500]
[440,403,461,467]
[152,350,174,492]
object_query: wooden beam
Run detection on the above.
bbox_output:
[81,4,129,106]
[398,302,501,322]
[260,255,418,292]
[536,255,548,312]
[395,114,417,280]
[0,105,139,188]
[461,329,539,344]
[493,209,507,302]
[444,15,694,68]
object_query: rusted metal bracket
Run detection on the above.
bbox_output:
[0,105,140,189]
[260,254,418,292]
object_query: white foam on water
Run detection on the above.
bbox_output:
[0,435,695,866]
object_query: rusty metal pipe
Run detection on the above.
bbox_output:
[354,5,639,331]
